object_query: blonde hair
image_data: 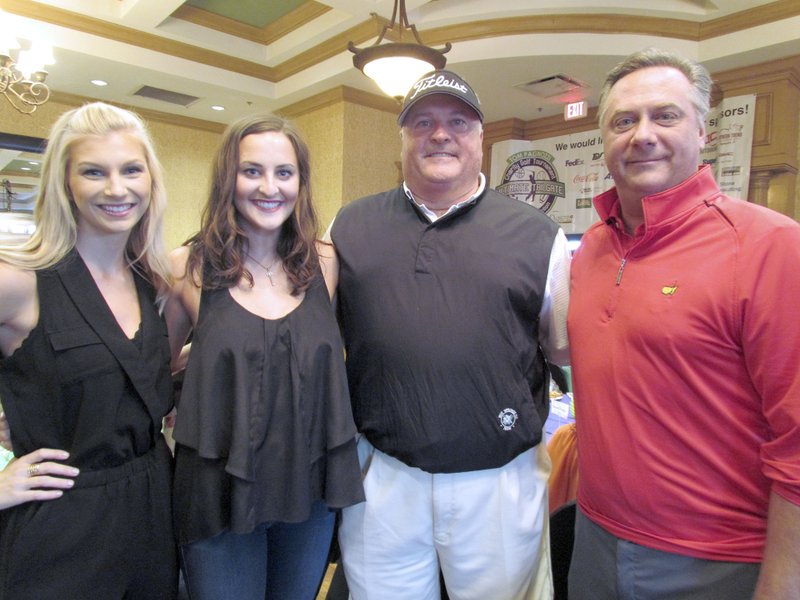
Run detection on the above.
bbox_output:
[0,102,171,295]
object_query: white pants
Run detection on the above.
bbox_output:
[339,436,553,600]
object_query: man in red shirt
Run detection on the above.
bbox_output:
[568,47,800,599]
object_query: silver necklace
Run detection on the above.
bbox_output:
[247,253,279,286]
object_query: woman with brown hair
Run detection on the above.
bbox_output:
[166,113,363,600]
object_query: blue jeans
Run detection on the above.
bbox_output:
[180,501,335,600]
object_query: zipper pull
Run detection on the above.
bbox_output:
[615,258,627,286]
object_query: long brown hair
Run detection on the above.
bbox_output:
[186,114,319,295]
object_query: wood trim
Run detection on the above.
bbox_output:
[172,3,800,81]
[484,118,527,144]
[277,85,398,119]
[699,0,800,39]
[129,105,226,134]
[421,15,700,46]
[273,16,385,80]
[3,0,275,80]
[263,1,332,45]
[422,4,800,47]
[753,91,774,148]
[340,86,402,113]
[50,91,226,133]
[711,54,800,88]
[711,55,800,172]
[170,5,267,44]
[5,0,800,86]
[280,88,347,119]
[171,2,332,45]
[521,108,600,141]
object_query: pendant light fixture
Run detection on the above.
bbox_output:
[348,0,451,99]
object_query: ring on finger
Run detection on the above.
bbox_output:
[27,463,40,477]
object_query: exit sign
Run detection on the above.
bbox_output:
[564,101,587,121]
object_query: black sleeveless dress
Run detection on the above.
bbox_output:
[172,269,363,545]
[0,250,177,599]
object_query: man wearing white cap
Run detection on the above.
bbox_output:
[330,69,571,600]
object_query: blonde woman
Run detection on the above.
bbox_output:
[0,102,178,598]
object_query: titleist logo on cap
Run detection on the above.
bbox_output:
[397,69,483,125]
[408,74,469,100]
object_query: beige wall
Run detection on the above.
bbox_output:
[284,87,401,231]
[293,103,346,233]
[0,97,71,140]
[147,123,219,249]
[341,102,403,205]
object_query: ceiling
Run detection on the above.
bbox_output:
[3,0,800,128]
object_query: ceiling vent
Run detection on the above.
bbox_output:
[133,85,200,107]
[516,74,586,98]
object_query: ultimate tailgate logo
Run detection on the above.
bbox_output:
[497,150,566,213]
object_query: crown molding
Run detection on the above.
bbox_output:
[699,0,800,39]
[1,0,275,80]
[172,1,331,45]
[277,85,398,119]
[51,91,225,133]
[5,0,800,86]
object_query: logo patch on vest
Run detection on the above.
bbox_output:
[498,408,518,431]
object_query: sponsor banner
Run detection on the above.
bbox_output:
[490,94,755,233]
[701,94,755,198]
[490,134,609,234]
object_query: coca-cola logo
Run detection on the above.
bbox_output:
[573,173,600,184]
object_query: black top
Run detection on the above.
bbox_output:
[0,250,172,466]
[172,269,363,544]
[0,251,178,598]
[332,185,558,473]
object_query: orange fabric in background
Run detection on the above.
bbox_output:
[547,422,579,514]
